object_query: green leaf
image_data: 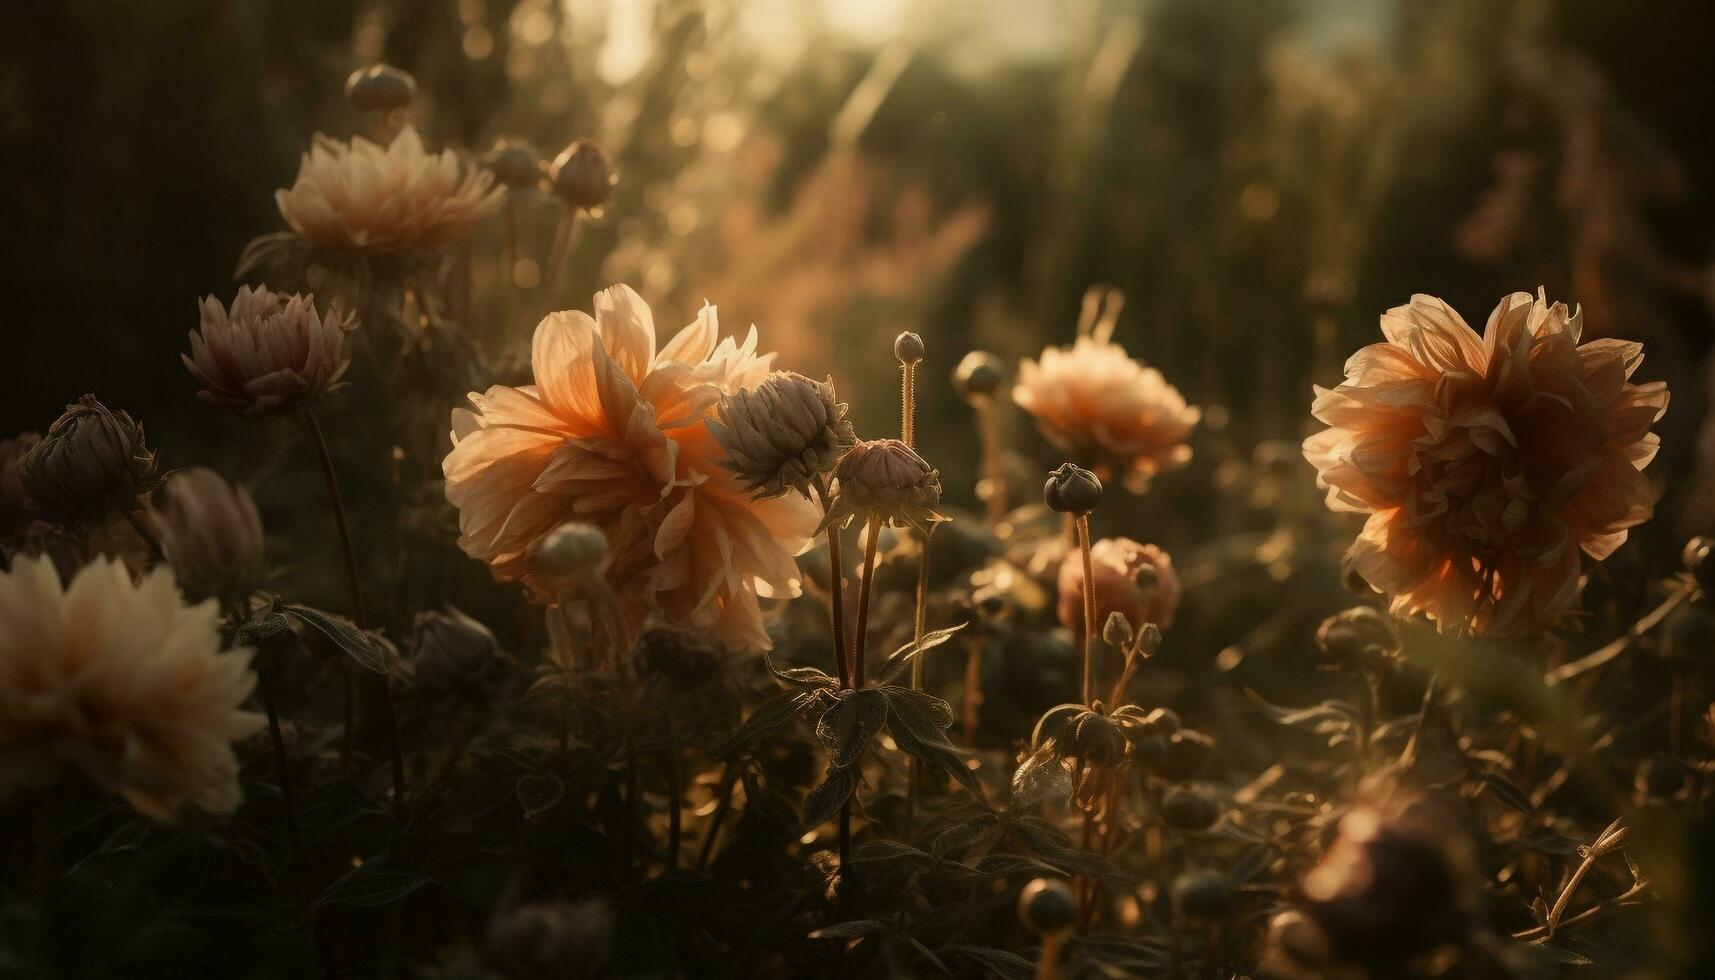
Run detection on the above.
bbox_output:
[764,653,839,689]
[940,945,1036,980]
[883,687,982,797]
[282,604,389,674]
[310,863,433,917]
[815,689,889,768]
[930,812,1000,860]
[516,772,565,819]
[713,689,819,758]
[875,623,968,685]
[1012,815,1121,881]
[802,766,860,829]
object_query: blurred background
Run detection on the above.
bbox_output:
[3,0,1713,616]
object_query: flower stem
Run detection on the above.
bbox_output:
[1077,514,1096,706]
[901,361,917,448]
[905,528,932,836]
[697,761,741,870]
[537,207,577,323]
[814,477,849,688]
[976,396,1006,526]
[854,515,882,689]
[303,409,406,808]
[259,655,303,864]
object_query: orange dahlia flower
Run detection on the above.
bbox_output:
[443,285,818,651]
[1304,291,1668,634]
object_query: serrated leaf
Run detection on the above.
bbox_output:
[516,772,565,819]
[310,864,433,917]
[815,689,889,768]
[713,689,819,758]
[282,604,388,674]
[876,623,968,685]
[885,687,982,798]
[940,945,1036,980]
[802,766,859,829]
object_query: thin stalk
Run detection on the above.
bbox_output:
[697,762,741,870]
[1077,514,1096,706]
[259,655,303,864]
[854,516,882,689]
[1035,930,1067,980]
[905,529,932,835]
[303,409,406,807]
[901,361,917,447]
[961,627,984,744]
[814,477,849,687]
[622,735,639,888]
[976,396,1006,526]
[1400,674,1442,767]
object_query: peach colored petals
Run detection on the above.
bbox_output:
[443,285,818,651]
[1304,291,1669,635]
[275,126,504,251]
[183,285,352,419]
[1014,326,1200,491]
[0,555,264,819]
[1057,537,1181,634]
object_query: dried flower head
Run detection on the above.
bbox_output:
[1014,323,1199,491]
[1057,537,1180,633]
[0,555,264,818]
[146,468,264,604]
[183,286,352,420]
[1304,291,1670,634]
[276,127,504,252]
[344,63,417,111]
[550,139,615,211]
[824,438,944,533]
[707,372,855,499]
[444,285,817,651]
[20,396,159,530]
[0,433,42,540]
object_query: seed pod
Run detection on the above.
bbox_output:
[20,395,159,529]
[146,467,264,603]
[1161,786,1219,831]
[952,351,1005,399]
[344,63,417,111]
[1172,869,1231,920]
[550,139,614,211]
[1018,878,1076,936]
[1044,462,1102,514]
[894,331,925,366]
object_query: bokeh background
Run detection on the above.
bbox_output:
[4,0,1714,635]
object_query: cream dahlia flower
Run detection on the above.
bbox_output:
[1014,323,1200,491]
[443,285,819,651]
[275,126,504,251]
[1304,291,1669,635]
[0,555,264,819]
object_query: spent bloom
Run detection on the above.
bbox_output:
[443,285,818,651]
[20,396,159,530]
[146,467,265,604]
[1303,291,1670,634]
[184,286,352,419]
[1057,537,1180,633]
[824,438,944,533]
[1014,320,1200,492]
[708,372,855,499]
[0,555,264,819]
[275,126,504,252]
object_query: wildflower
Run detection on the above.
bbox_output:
[0,555,263,818]
[443,285,818,651]
[1056,537,1179,633]
[549,139,614,211]
[275,127,504,252]
[823,438,944,533]
[182,286,352,420]
[707,372,855,499]
[20,396,159,530]
[344,63,417,111]
[146,468,264,604]
[1043,462,1102,513]
[1304,291,1670,634]
[1014,327,1199,491]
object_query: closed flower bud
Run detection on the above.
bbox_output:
[535,522,608,579]
[550,139,614,211]
[1102,611,1133,647]
[827,438,944,533]
[1172,869,1231,920]
[952,351,1005,399]
[484,138,545,190]
[485,900,615,980]
[20,396,159,529]
[1018,878,1076,936]
[1316,607,1400,665]
[893,331,925,366]
[1044,462,1102,514]
[1161,786,1220,831]
[410,607,500,697]
[184,287,353,420]
[344,63,417,111]
[146,468,264,603]
[709,373,855,499]
[1135,622,1163,656]
[1684,536,1714,593]
[0,432,42,538]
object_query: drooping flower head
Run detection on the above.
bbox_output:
[1014,316,1200,492]
[443,285,818,651]
[823,438,944,533]
[708,372,855,500]
[1304,291,1669,635]
[184,286,352,420]
[275,127,504,252]
[1057,537,1180,633]
[20,396,159,530]
[0,555,264,819]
